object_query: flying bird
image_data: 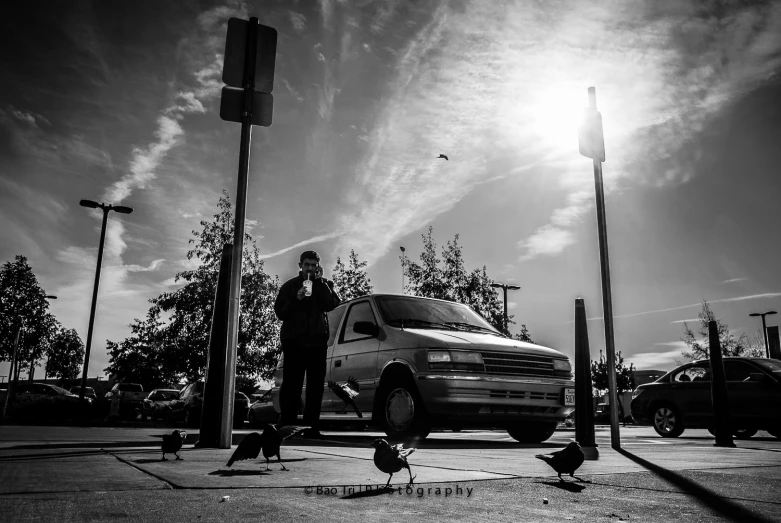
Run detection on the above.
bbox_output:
[437,154,448,161]
[328,377,362,417]
[226,425,308,471]
[372,438,416,487]
[161,429,187,461]
[535,441,585,482]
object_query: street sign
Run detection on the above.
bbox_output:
[578,108,606,162]
[769,326,780,359]
[219,86,273,126]
[223,18,277,92]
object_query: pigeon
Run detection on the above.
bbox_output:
[161,429,187,461]
[328,377,362,417]
[437,154,448,161]
[371,438,416,487]
[226,425,307,471]
[535,441,585,482]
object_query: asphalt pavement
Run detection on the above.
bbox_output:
[0,424,779,522]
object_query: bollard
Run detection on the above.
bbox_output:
[574,298,597,452]
[195,244,233,448]
[708,320,735,448]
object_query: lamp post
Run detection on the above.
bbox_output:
[749,311,777,359]
[78,199,133,401]
[41,295,57,383]
[400,246,406,294]
[490,282,521,335]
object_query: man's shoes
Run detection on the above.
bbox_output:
[300,429,324,439]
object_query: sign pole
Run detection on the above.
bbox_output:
[220,17,259,448]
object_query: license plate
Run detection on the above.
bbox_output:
[563,388,575,406]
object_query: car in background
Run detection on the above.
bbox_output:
[248,389,279,427]
[69,386,97,401]
[140,389,181,421]
[630,357,781,439]
[13,383,90,404]
[168,381,250,428]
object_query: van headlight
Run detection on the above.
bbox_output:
[427,350,485,371]
[553,358,572,378]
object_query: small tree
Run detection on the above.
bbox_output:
[681,300,748,360]
[46,328,85,380]
[331,249,373,301]
[591,350,636,424]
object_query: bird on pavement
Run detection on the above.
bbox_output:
[371,438,416,487]
[535,441,585,482]
[328,377,362,417]
[161,430,186,461]
[226,425,308,471]
[437,154,448,161]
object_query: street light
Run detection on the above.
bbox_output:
[749,311,778,359]
[400,246,406,294]
[490,282,521,335]
[78,199,134,401]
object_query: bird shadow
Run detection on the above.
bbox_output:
[341,486,394,499]
[537,480,587,493]
[209,469,270,477]
[134,458,182,464]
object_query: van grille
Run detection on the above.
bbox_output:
[480,352,555,377]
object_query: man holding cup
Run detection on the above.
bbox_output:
[274,250,341,438]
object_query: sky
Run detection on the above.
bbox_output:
[1,0,781,384]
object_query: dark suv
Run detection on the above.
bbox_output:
[630,357,781,439]
[169,381,250,428]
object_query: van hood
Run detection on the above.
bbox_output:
[395,328,566,358]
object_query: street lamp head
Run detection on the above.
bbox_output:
[400,246,405,252]
[507,285,521,290]
[45,295,57,300]
[490,283,502,289]
[112,205,134,214]
[79,199,100,209]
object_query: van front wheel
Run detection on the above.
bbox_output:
[507,422,557,443]
[380,383,431,441]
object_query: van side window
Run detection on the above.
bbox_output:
[341,301,377,343]
[724,361,756,382]
[327,306,346,346]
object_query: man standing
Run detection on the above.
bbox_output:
[274,250,341,438]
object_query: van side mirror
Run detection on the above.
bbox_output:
[353,321,380,337]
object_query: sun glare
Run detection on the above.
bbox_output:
[527,84,585,152]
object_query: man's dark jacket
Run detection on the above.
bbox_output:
[274,272,341,345]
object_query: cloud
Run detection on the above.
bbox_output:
[518,225,576,261]
[669,318,700,324]
[626,348,684,370]
[289,11,307,33]
[259,232,345,260]
[125,259,165,272]
[10,108,50,127]
[723,278,747,284]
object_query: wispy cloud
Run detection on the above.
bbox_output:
[723,278,747,284]
[626,348,684,370]
[259,232,345,260]
[669,318,700,324]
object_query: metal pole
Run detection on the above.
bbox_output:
[400,247,406,294]
[503,287,509,335]
[588,87,620,449]
[221,17,259,448]
[80,207,110,402]
[2,324,22,419]
[762,315,770,359]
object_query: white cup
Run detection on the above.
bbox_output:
[303,279,313,296]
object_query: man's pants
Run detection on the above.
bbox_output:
[279,339,327,430]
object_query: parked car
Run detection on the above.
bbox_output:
[140,389,181,421]
[630,357,781,439]
[168,381,250,428]
[10,383,90,404]
[248,389,279,427]
[69,386,97,401]
[105,383,146,419]
[272,293,575,442]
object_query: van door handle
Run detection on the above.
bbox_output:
[335,360,342,367]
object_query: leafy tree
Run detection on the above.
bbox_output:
[681,300,750,360]
[0,255,58,379]
[331,249,373,301]
[46,328,85,380]
[105,191,281,386]
[591,350,636,424]
[402,227,533,338]
[513,325,535,344]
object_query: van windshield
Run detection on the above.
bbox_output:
[375,296,499,334]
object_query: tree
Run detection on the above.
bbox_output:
[105,191,281,386]
[402,227,532,338]
[46,328,85,381]
[681,300,749,360]
[591,350,636,424]
[0,255,58,379]
[331,249,373,301]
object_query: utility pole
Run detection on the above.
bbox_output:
[490,282,521,335]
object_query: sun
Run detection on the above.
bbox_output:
[527,84,586,152]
